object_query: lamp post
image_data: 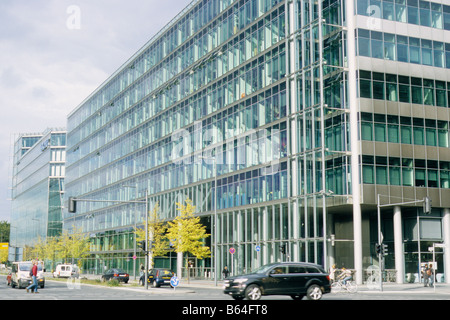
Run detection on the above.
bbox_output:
[199,155,218,286]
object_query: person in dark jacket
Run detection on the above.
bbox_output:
[222,266,230,279]
[26,260,39,294]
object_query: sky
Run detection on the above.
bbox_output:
[0,0,192,222]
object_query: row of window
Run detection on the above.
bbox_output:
[360,112,449,147]
[358,70,450,107]
[68,0,283,132]
[213,161,289,210]
[68,41,287,165]
[67,122,288,199]
[362,155,450,188]
[69,160,288,226]
[357,28,450,69]
[67,83,287,182]
[357,0,450,30]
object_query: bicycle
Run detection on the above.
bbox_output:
[331,278,358,293]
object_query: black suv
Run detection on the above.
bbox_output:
[223,262,331,300]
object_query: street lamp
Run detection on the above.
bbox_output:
[199,155,218,287]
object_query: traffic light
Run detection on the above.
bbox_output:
[382,244,388,256]
[68,197,77,213]
[424,196,432,214]
[375,243,382,255]
[138,240,146,252]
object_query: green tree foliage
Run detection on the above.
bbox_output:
[134,203,170,267]
[166,199,211,261]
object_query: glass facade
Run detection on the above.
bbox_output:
[64,0,450,283]
[10,129,66,262]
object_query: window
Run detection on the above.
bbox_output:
[431,3,443,28]
[396,0,407,22]
[397,35,409,62]
[438,121,449,147]
[371,31,384,58]
[409,37,421,64]
[363,155,374,184]
[361,112,373,140]
[402,158,414,186]
[388,115,400,143]
[407,0,419,25]
[373,72,385,100]
[389,157,401,185]
[419,0,431,27]
[289,265,306,274]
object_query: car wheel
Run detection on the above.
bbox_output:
[152,280,159,288]
[306,284,323,300]
[245,284,262,301]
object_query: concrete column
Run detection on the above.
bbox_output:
[393,206,404,284]
[443,209,450,284]
[346,0,363,285]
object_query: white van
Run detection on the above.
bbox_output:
[53,264,80,279]
[11,261,45,289]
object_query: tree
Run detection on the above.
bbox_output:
[0,221,10,243]
[134,203,170,268]
[166,199,211,273]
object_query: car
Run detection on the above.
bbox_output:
[147,268,175,288]
[101,268,129,283]
[223,262,331,300]
[53,264,80,279]
[10,261,45,289]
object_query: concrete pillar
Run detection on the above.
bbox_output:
[346,0,363,285]
[393,206,404,284]
[443,209,450,284]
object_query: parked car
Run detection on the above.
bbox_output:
[223,262,331,300]
[10,261,45,289]
[53,264,80,279]
[147,268,175,288]
[101,268,129,283]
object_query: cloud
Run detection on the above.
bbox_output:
[0,0,192,222]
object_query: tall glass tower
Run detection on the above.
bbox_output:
[65,0,450,284]
[10,129,66,262]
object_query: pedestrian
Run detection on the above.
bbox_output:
[422,264,430,287]
[139,263,145,286]
[427,264,434,287]
[222,266,230,279]
[26,260,39,294]
[329,264,337,283]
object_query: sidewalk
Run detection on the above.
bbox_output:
[73,274,450,295]
[358,282,450,294]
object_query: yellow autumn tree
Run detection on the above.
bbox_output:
[134,203,170,267]
[166,199,211,266]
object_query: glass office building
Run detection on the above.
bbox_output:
[65,0,450,283]
[10,129,66,262]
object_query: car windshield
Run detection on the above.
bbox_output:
[159,269,173,275]
[249,264,277,274]
[114,269,125,273]
[20,263,43,271]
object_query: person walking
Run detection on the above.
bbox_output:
[329,264,337,283]
[427,264,434,287]
[222,266,230,279]
[422,264,430,287]
[26,260,39,294]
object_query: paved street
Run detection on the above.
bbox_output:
[2,274,450,301]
